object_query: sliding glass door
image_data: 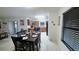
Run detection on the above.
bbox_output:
[63,7,79,51]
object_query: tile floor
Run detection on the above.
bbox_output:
[0,32,69,51]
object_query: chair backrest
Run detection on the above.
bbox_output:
[11,36,23,47]
[34,27,40,32]
[16,30,27,35]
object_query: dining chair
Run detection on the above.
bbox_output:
[32,34,41,51]
[34,27,40,32]
[11,36,25,51]
[38,33,41,49]
[35,37,39,51]
[33,32,41,48]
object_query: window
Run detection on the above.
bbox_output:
[40,22,44,26]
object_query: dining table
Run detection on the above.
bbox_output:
[11,32,40,51]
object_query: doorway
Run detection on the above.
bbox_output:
[8,21,18,35]
[46,21,48,35]
[13,21,18,34]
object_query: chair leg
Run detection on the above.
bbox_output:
[32,43,35,51]
[29,45,32,51]
[37,44,39,51]
[15,48,17,51]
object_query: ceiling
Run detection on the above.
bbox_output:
[0,7,60,17]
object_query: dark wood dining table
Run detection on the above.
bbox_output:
[11,32,40,51]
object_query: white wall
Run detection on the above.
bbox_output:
[48,12,59,44]
[0,17,28,33]
[0,19,8,32]
[48,7,71,45]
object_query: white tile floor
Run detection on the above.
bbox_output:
[0,32,69,51]
[40,32,69,51]
[40,32,60,51]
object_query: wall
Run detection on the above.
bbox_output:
[0,17,28,34]
[0,19,8,32]
[48,12,59,44]
[48,7,71,50]
[48,7,71,45]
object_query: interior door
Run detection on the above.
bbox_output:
[8,21,18,35]
[8,21,14,34]
[46,21,48,35]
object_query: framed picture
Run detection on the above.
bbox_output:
[20,20,24,25]
[27,19,30,25]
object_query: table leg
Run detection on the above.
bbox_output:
[32,42,35,51]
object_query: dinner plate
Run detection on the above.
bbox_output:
[21,34,26,36]
[23,37,28,40]
[32,35,37,37]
